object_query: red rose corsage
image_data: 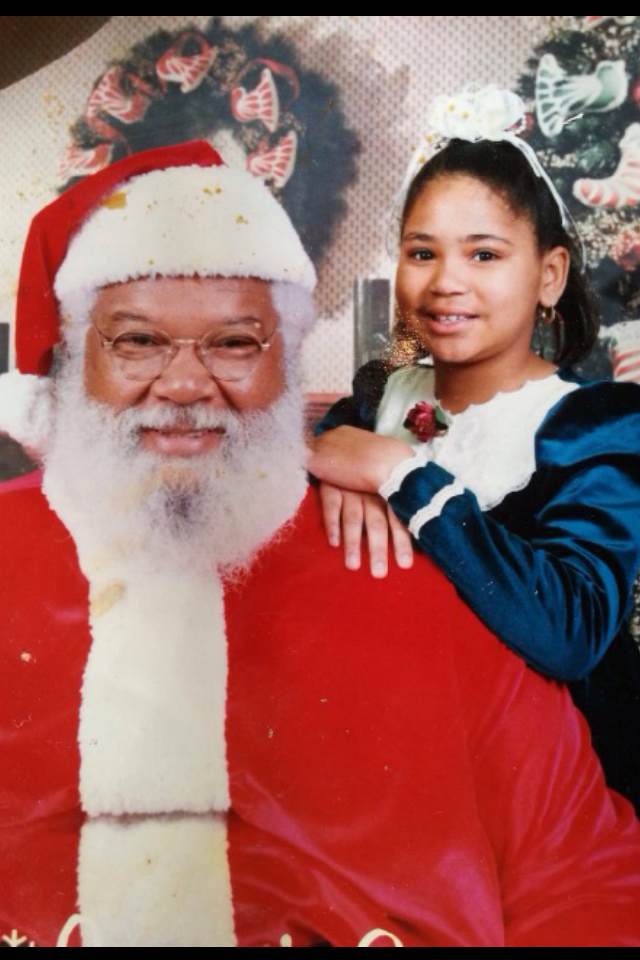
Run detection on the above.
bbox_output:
[403,401,449,442]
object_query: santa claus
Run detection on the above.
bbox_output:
[0,142,639,948]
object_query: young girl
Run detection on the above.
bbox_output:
[308,99,640,811]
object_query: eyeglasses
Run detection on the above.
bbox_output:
[94,324,275,382]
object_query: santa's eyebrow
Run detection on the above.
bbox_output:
[217,316,265,327]
[108,312,152,324]
[107,313,265,327]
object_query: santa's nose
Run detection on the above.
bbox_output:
[149,342,224,406]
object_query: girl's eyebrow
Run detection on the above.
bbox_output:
[402,231,435,242]
[402,231,514,246]
[465,233,514,246]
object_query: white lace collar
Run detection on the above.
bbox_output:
[376,365,580,510]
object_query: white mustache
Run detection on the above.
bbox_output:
[118,404,241,433]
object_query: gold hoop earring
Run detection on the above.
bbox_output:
[535,304,565,363]
[538,304,559,326]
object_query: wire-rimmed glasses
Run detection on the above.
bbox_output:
[94,323,275,382]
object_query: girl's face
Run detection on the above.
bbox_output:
[395,174,568,373]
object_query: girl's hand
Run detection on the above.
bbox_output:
[308,426,413,494]
[319,482,414,578]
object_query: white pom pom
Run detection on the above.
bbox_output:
[0,370,54,457]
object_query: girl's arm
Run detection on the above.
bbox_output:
[311,382,640,682]
[380,382,640,680]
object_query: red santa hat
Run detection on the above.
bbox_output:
[15,140,316,376]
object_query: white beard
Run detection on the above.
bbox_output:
[42,358,308,578]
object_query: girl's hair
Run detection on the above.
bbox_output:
[399,139,599,367]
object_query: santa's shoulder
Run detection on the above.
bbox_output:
[0,468,86,610]
[233,487,531,691]
[0,468,49,540]
[0,469,68,550]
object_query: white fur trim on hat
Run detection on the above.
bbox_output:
[54,165,316,303]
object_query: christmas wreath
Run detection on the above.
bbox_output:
[59,17,360,265]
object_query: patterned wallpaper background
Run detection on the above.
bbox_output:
[0,15,555,393]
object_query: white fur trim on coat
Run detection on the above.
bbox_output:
[79,566,230,816]
[78,815,235,946]
[54,165,316,301]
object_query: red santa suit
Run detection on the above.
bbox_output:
[1,471,640,948]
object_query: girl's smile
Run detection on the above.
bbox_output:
[420,312,478,335]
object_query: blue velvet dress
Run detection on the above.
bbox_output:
[318,361,640,811]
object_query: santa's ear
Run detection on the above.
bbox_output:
[0,370,55,460]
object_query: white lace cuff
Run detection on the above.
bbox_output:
[378,447,431,500]
[408,480,466,536]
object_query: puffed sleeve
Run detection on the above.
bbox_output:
[380,382,640,681]
[313,359,390,435]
